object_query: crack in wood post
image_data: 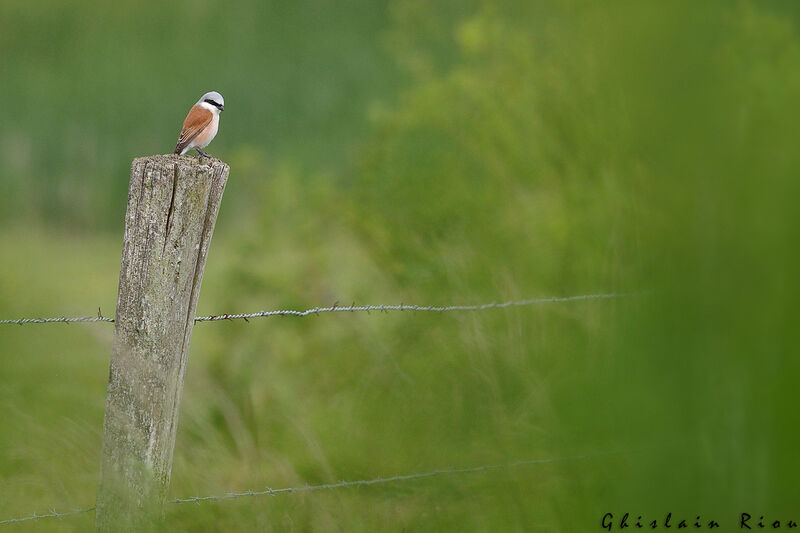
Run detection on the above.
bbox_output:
[162,163,179,255]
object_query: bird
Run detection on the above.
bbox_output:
[173,91,225,157]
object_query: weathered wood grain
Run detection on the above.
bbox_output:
[95,155,229,532]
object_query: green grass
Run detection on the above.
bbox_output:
[0,229,635,532]
[2,0,800,531]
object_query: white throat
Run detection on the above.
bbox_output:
[199,101,220,115]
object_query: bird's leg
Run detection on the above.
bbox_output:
[196,147,211,158]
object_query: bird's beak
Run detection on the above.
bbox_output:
[220,104,225,111]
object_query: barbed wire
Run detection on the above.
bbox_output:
[0,448,630,526]
[0,293,624,326]
[0,506,94,526]
[168,449,627,505]
[0,315,114,325]
[194,293,622,322]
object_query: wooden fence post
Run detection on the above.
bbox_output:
[95,155,229,532]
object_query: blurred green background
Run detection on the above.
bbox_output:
[2,0,800,530]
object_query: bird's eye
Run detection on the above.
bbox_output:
[204,99,222,109]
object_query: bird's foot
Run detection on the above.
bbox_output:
[196,148,212,159]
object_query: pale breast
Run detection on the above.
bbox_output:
[194,114,219,148]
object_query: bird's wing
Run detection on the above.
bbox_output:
[173,105,213,154]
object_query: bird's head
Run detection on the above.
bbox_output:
[198,91,225,113]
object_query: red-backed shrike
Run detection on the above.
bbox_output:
[173,91,225,157]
